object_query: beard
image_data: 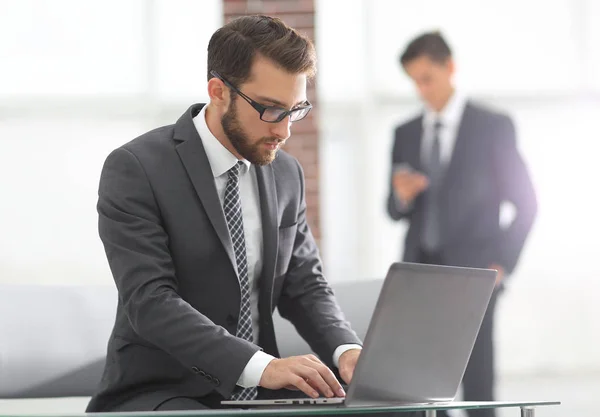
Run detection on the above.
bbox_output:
[221,100,282,166]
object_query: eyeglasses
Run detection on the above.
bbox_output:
[210,70,312,123]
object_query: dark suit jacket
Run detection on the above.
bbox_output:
[387,101,537,274]
[87,104,360,411]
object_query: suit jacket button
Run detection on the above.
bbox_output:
[191,366,200,374]
[214,378,220,386]
[204,374,213,382]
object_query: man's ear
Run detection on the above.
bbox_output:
[207,77,229,108]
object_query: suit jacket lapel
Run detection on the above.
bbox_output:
[255,163,278,311]
[407,118,424,171]
[173,104,237,275]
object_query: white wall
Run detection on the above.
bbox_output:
[317,0,600,376]
[0,0,222,285]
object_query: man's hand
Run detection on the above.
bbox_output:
[259,355,346,399]
[338,348,361,385]
[393,170,429,205]
[489,264,505,287]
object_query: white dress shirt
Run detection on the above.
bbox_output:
[193,106,360,389]
[421,90,467,169]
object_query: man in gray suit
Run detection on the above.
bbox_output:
[387,32,538,417]
[87,15,363,412]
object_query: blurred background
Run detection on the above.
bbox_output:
[1,0,598,416]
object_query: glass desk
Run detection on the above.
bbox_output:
[3,401,560,417]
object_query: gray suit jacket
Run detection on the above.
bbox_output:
[87,104,360,411]
[387,101,537,274]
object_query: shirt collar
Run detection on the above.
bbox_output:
[423,90,467,128]
[192,105,251,178]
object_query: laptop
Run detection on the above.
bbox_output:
[222,262,496,408]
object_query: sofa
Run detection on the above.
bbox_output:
[0,279,383,413]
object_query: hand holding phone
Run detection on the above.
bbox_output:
[393,163,429,204]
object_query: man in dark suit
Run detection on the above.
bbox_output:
[87,15,363,412]
[387,32,538,417]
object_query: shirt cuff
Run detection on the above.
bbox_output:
[333,344,363,368]
[236,350,277,388]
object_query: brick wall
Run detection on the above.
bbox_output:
[223,0,321,242]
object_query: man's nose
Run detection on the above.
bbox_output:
[270,116,292,141]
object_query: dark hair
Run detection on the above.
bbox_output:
[400,31,452,66]
[207,15,316,87]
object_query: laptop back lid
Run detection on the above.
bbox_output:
[346,262,496,405]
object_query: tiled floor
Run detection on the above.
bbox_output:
[495,374,598,417]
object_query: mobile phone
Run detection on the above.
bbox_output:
[393,162,414,174]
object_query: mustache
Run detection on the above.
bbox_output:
[261,137,285,145]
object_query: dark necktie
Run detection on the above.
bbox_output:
[422,121,443,252]
[224,162,257,401]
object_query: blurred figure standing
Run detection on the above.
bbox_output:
[387,32,537,417]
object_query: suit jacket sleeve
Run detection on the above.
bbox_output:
[387,126,415,221]
[491,117,538,274]
[277,161,362,367]
[98,147,259,398]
